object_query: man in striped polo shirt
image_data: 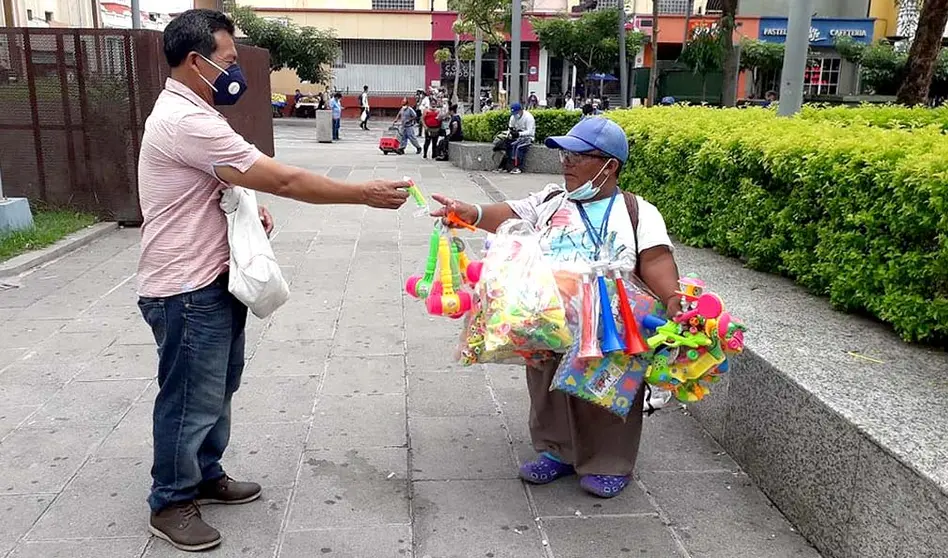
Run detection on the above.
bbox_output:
[137,9,409,552]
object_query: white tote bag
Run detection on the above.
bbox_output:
[220,187,290,319]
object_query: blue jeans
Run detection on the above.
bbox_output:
[507,138,531,170]
[332,118,340,140]
[138,275,247,512]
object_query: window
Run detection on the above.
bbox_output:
[804,57,841,96]
[371,0,414,10]
[657,0,690,14]
[45,11,53,22]
[594,0,620,9]
[26,9,32,20]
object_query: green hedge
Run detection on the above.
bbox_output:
[798,104,948,131]
[611,107,948,344]
[462,109,582,143]
[463,105,948,343]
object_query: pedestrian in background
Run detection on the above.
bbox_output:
[330,92,343,141]
[394,97,421,155]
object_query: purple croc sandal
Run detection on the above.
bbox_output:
[519,452,575,485]
[580,474,631,498]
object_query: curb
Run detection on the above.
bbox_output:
[0,222,119,277]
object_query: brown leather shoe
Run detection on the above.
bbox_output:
[149,501,221,552]
[196,475,262,505]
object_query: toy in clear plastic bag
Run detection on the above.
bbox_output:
[457,219,572,364]
[550,264,668,418]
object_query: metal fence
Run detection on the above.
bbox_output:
[0,28,273,225]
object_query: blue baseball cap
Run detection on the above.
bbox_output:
[511,102,522,113]
[544,117,629,163]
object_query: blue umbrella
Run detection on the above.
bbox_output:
[586,73,619,82]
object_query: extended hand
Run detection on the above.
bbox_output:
[362,180,410,209]
[258,205,274,236]
[430,193,478,227]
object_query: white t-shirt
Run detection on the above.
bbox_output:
[506,183,673,270]
[360,92,369,109]
[508,110,536,139]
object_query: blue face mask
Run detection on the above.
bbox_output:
[198,54,247,106]
[566,159,613,201]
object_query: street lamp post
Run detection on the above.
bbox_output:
[777,0,814,116]
[510,0,522,105]
[619,0,628,107]
[131,0,141,29]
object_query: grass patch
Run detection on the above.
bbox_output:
[0,209,98,263]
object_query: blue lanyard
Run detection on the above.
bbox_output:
[575,188,618,258]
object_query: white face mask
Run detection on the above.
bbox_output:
[566,159,614,201]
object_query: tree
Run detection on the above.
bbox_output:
[227,2,339,86]
[532,10,648,80]
[447,0,517,104]
[648,0,659,106]
[897,0,948,105]
[739,39,785,97]
[719,0,740,107]
[679,25,726,102]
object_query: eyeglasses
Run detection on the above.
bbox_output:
[559,150,610,165]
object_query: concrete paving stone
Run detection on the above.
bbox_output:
[28,457,150,540]
[59,308,140,333]
[279,525,412,558]
[0,494,54,557]
[287,286,347,313]
[95,399,152,459]
[402,313,465,344]
[267,310,338,341]
[639,471,821,558]
[29,379,148,427]
[231,375,322,424]
[20,296,95,320]
[532,477,654,519]
[686,373,730,442]
[337,301,405,331]
[244,339,331,377]
[270,231,318,250]
[409,415,516,480]
[0,360,84,394]
[74,344,157,381]
[542,516,685,558]
[144,490,289,558]
[26,330,119,366]
[408,373,496,417]
[223,422,308,488]
[405,342,457,369]
[485,366,529,391]
[308,394,406,449]
[287,449,410,530]
[0,348,28,370]
[412,479,545,558]
[0,425,112,493]
[292,267,352,290]
[0,320,68,350]
[7,538,148,558]
[0,405,39,439]
[357,236,400,252]
[637,408,740,474]
[114,322,159,346]
[332,323,405,357]
[321,355,405,396]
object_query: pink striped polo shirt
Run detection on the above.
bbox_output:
[137,78,262,297]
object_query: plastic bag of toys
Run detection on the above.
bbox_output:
[550,263,668,418]
[458,219,572,363]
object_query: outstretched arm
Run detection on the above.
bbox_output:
[430,194,517,234]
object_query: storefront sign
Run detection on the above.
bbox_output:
[758,17,874,46]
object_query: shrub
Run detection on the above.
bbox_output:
[462,108,582,143]
[610,106,948,344]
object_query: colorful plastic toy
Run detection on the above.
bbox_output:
[425,228,473,317]
[577,271,602,360]
[640,276,747,402]
[404,177,428,214]
[610,263,649,355]
[405,225,440,299]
